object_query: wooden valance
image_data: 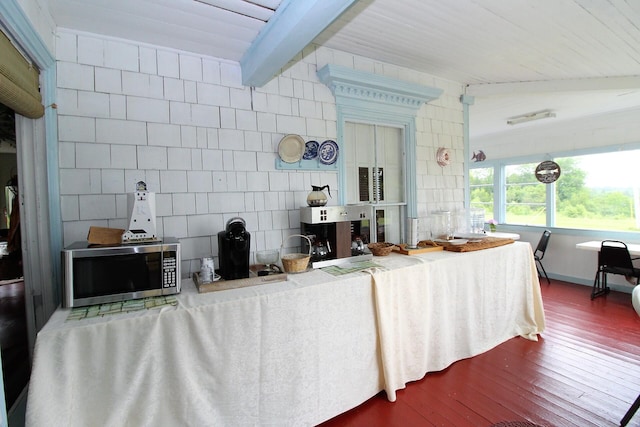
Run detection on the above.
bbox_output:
[0,29,44,118]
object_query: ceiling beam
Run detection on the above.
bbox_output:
[466,76,640,97]
[240,0,359,87]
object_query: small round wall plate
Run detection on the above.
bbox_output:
[318,140,339,165]
[278,134,305,163]
[436,147,451,166]
[303,140,319,160]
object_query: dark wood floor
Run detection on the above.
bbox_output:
[0,279,30,411]
[319,279,640,427]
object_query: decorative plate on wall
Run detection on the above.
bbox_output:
[436,147,450,166]
[278,134,305,163]
[303,140,319,160]
[319,140,339,165]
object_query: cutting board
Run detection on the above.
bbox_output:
[441,237,514,252]
[193,266,287,293]
[393,243,444,255]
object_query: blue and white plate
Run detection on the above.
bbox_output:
[318,140,339,165]
[303,140,319,160]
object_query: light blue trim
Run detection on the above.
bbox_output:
[275,157,338,170]
[43,67,62,306]
[460,95,474,212]
[317,65,442,217]
[241,0,359,87]
[546,180,555,225]
[334,109,416,207]
[0,1,61,297]
[0,1,53,67]
[495,165,505,223]
[317,65,443,113]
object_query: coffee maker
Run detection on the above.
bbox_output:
[217,217,250,280]
[300,205,373,268]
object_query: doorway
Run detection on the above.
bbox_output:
[0,102,29,411]
[344,122,406,244]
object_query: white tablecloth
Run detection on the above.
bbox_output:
[371,242,545,401]
[26,242,544,426]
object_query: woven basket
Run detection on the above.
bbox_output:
[367,242,395,256]
[280,234,312,273]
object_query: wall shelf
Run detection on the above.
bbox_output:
[275,158,338,171]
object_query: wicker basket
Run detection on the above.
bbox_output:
[280,234,312,273]
[367,242,395,256]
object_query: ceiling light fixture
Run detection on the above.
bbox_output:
[507,109,556,125]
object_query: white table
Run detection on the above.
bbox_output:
[485,231,520,240]
[26,242,544,427]
[576,240,640,256]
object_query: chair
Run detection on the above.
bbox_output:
[534,230,551,284]
[591,240,640,300]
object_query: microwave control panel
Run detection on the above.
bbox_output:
[162,254,178,288]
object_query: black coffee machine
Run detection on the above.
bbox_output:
[217,217,250,280]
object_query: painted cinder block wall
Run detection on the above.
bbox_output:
[55,29,465,277]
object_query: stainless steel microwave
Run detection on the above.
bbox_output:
[61,238,180,308]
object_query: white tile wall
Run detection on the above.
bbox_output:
[96,119,147,145]
[139,47,158,75]
[187,171,213,192]
[202,58,221,85]
[79,194,117,220]
[76,143,110,168]
[77,36,104,67]
[104,40,139,71]
[126,97,170,123]
[164,78,185,102]
[110,145,137,169]
[179,54,203,82]
[157,50,180,78]
[57,62,95,91]
[95,68,122,94]
[58,116,95,142]
[56,30,464,277]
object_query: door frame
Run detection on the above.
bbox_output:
[317,64,443,218]
[343,121,407,243]
[0,0,61,419]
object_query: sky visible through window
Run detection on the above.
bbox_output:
[577,150,640,188]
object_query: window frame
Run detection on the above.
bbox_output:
[469,144,640,240]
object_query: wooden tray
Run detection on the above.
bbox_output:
[193,265,287,293]
[440,237,514,252]
[393,243,444,255]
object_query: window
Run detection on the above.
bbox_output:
[505,163,546,226]
[469,148,640,232]
[469,167,494,219]
[554,151,640,231]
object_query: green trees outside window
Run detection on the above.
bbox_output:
[470,150,640,232]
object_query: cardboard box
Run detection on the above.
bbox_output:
[87,226,125,245]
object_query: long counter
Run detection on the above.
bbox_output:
[26,241,545,426]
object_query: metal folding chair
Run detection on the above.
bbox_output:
[591,240,640,300]
[534,230,551,284]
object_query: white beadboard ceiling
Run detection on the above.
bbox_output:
[43,0,640,143]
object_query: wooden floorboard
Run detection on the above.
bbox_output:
[319,279,640,426]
